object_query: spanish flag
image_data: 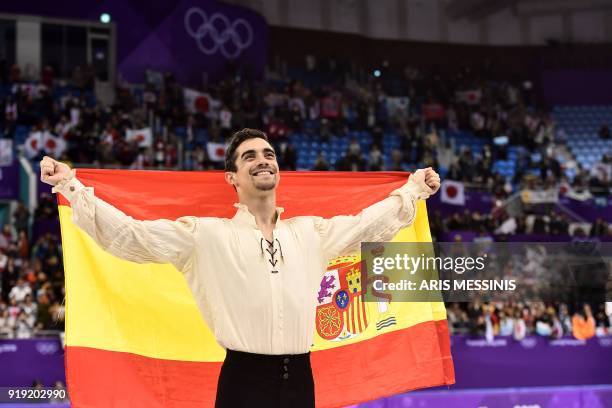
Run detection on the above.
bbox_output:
[57,170,454,407]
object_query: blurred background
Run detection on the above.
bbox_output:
[0,0,610,407]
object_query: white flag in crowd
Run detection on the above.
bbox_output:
[23,131,43,159]
[0,139,13,166]
[126,128,153,148]
[206,142,226,162]
[183,88,221,119]
[385,96,410,117]
[440,180,466,206]
[183,88,212,113]
[23,131,66,159]
[42,131,67,158]
[456,89,482,105]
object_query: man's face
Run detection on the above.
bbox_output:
[227,138,280,194]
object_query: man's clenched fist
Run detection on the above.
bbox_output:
[40,156,72,186]
[411,167,441,196]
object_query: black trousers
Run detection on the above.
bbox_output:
[215,349,315,408]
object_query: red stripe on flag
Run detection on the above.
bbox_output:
[65,347,221,408]
[66,320,453,408]
[56,170,410,220]
[313,319,453,407]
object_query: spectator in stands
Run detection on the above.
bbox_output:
[548,211,569,236]
[595,304,610,336]
[13,203,30,233]
[572,304,596,340]
[590,218,609,237]
[336,141,366,171]
[279,143,297,170]
[368,144,384,171]
[15,310,33,338]
[467,303,485,336]
[312,151,329,171]
[9,277,32,303]
[35,292,53,331]
[589,158,610,198]
[513,310,527,341]
[498,310,514,336]
[0,305,12,337]
[34,194,58,221]
[388,149,404,171]
[550,312,564,339]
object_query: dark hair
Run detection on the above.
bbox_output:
[224,128,269,172]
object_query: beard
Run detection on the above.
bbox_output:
[253,174,278,191]
[253,176,277,191]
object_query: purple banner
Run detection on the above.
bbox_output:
[0,339,65,387]
[427,189,495,215]
[441,231,612,242]
[0,161,20,200]
[0,0,268,84]
[449,335,612,389]
[2,336,609,390]
[559,196,612,223]
[428,190,612,223]
[119,0,268,85]
[359,385,612,408]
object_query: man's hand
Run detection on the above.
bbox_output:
[40,156,72,186]
[412,167,441,196]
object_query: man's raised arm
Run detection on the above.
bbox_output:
[40,156,198,272]
[314,168,441,262]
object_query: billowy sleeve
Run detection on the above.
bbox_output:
[313,178,431,262]
[53,171,198,272]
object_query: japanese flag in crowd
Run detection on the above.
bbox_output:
[42,131,67,158]
[0,139,13,166]
[386,96,410,117]
[23,131,66,159]
[440,180,465,206]
[23,131,43,159]
[126,128,153,148]
[456,89,482,105]
[183,88,210,114]
[206,142,226,162]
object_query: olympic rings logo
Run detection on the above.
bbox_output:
[184,8,254,60]
[36,341,59,355]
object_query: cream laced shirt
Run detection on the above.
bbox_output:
[53,172,431,355]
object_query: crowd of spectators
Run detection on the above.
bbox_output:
[447,302,610,341]
[429,208,612,239]
[268,60,610,199]
[0,61,610,341]
[3,61,609,196]
[0,200,65,339]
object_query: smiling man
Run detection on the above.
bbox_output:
[41,128,441,408]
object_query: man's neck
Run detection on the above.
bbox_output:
[239,194,278,229]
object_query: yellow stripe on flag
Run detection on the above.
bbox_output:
[62,199,445,359]
[60,206,225,362]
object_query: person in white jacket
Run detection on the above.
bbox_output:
[41,128,441,408]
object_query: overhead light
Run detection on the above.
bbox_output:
[100,13,111,24]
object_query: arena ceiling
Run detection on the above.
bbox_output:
[446,0,612,21]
